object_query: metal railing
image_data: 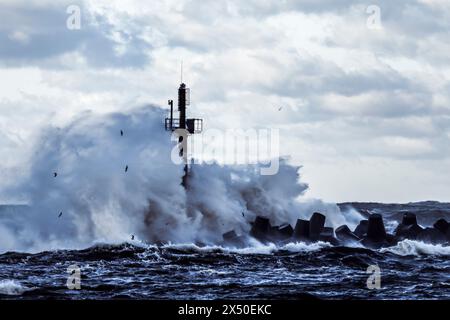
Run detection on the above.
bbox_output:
[165,118,203,134]
[165,118,180,131]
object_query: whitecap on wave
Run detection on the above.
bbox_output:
[380,239,450,256]
[0,280,28,296]
[160,240,331,255]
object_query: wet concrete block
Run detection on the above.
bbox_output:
[250,216,271,241]
[309,212,326,241]
[354,220,368,238]
[417,227,448,244]
[433,219,449,234]
[402,212,418,226]
[394,212,424,241]
[366,214,387,242]
[360,214,388,248]
[293,219,310,240]
[336,225,360,242]
[223,230,238,242]
[320,227,334,237]
[395,223,424,240]
[386,233,399,246]
[268,225,280,239]
[222,230,246,247]
[278,224,294,239]
[319,227,339,245]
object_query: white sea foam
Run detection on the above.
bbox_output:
[160,240,330,255]
[381,239,450,256]
[0,280,28,296]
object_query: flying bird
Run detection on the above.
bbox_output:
[278,106,283,111]
[131,235,135,241]
[120,130,123,136]
[53,172,58,178]
[242,212,245,217]
[58,212,63,218]
[125,165,128,172]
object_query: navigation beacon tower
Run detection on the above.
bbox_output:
[165,82,203,187]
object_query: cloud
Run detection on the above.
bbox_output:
[0,0,449,202]
[0,1,152,68]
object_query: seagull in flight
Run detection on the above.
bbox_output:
[53,172,58,178]
[120,130,123,136]
[58,212,63,218]
[125,165,128,172]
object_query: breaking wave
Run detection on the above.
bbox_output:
[0,106,361,254]
[159,241,332,255]
[0,280,28,296]
[381,239,450,256]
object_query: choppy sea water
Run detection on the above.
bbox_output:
[0,202,449,300]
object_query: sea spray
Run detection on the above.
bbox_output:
[0,106,359,253]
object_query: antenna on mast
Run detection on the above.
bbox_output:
[165,68,203,188]
[180,60,183,84]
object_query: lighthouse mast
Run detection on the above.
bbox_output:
[165,81,203,187]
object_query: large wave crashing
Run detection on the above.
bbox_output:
[0,106,360,253]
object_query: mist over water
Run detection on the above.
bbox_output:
[0,106,359,254]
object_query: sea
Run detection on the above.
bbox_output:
[0,202,449,300]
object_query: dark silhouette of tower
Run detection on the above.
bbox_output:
[165,82,203,187]
[178,83,187,130]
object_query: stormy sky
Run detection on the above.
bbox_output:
[0,0,449,203]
